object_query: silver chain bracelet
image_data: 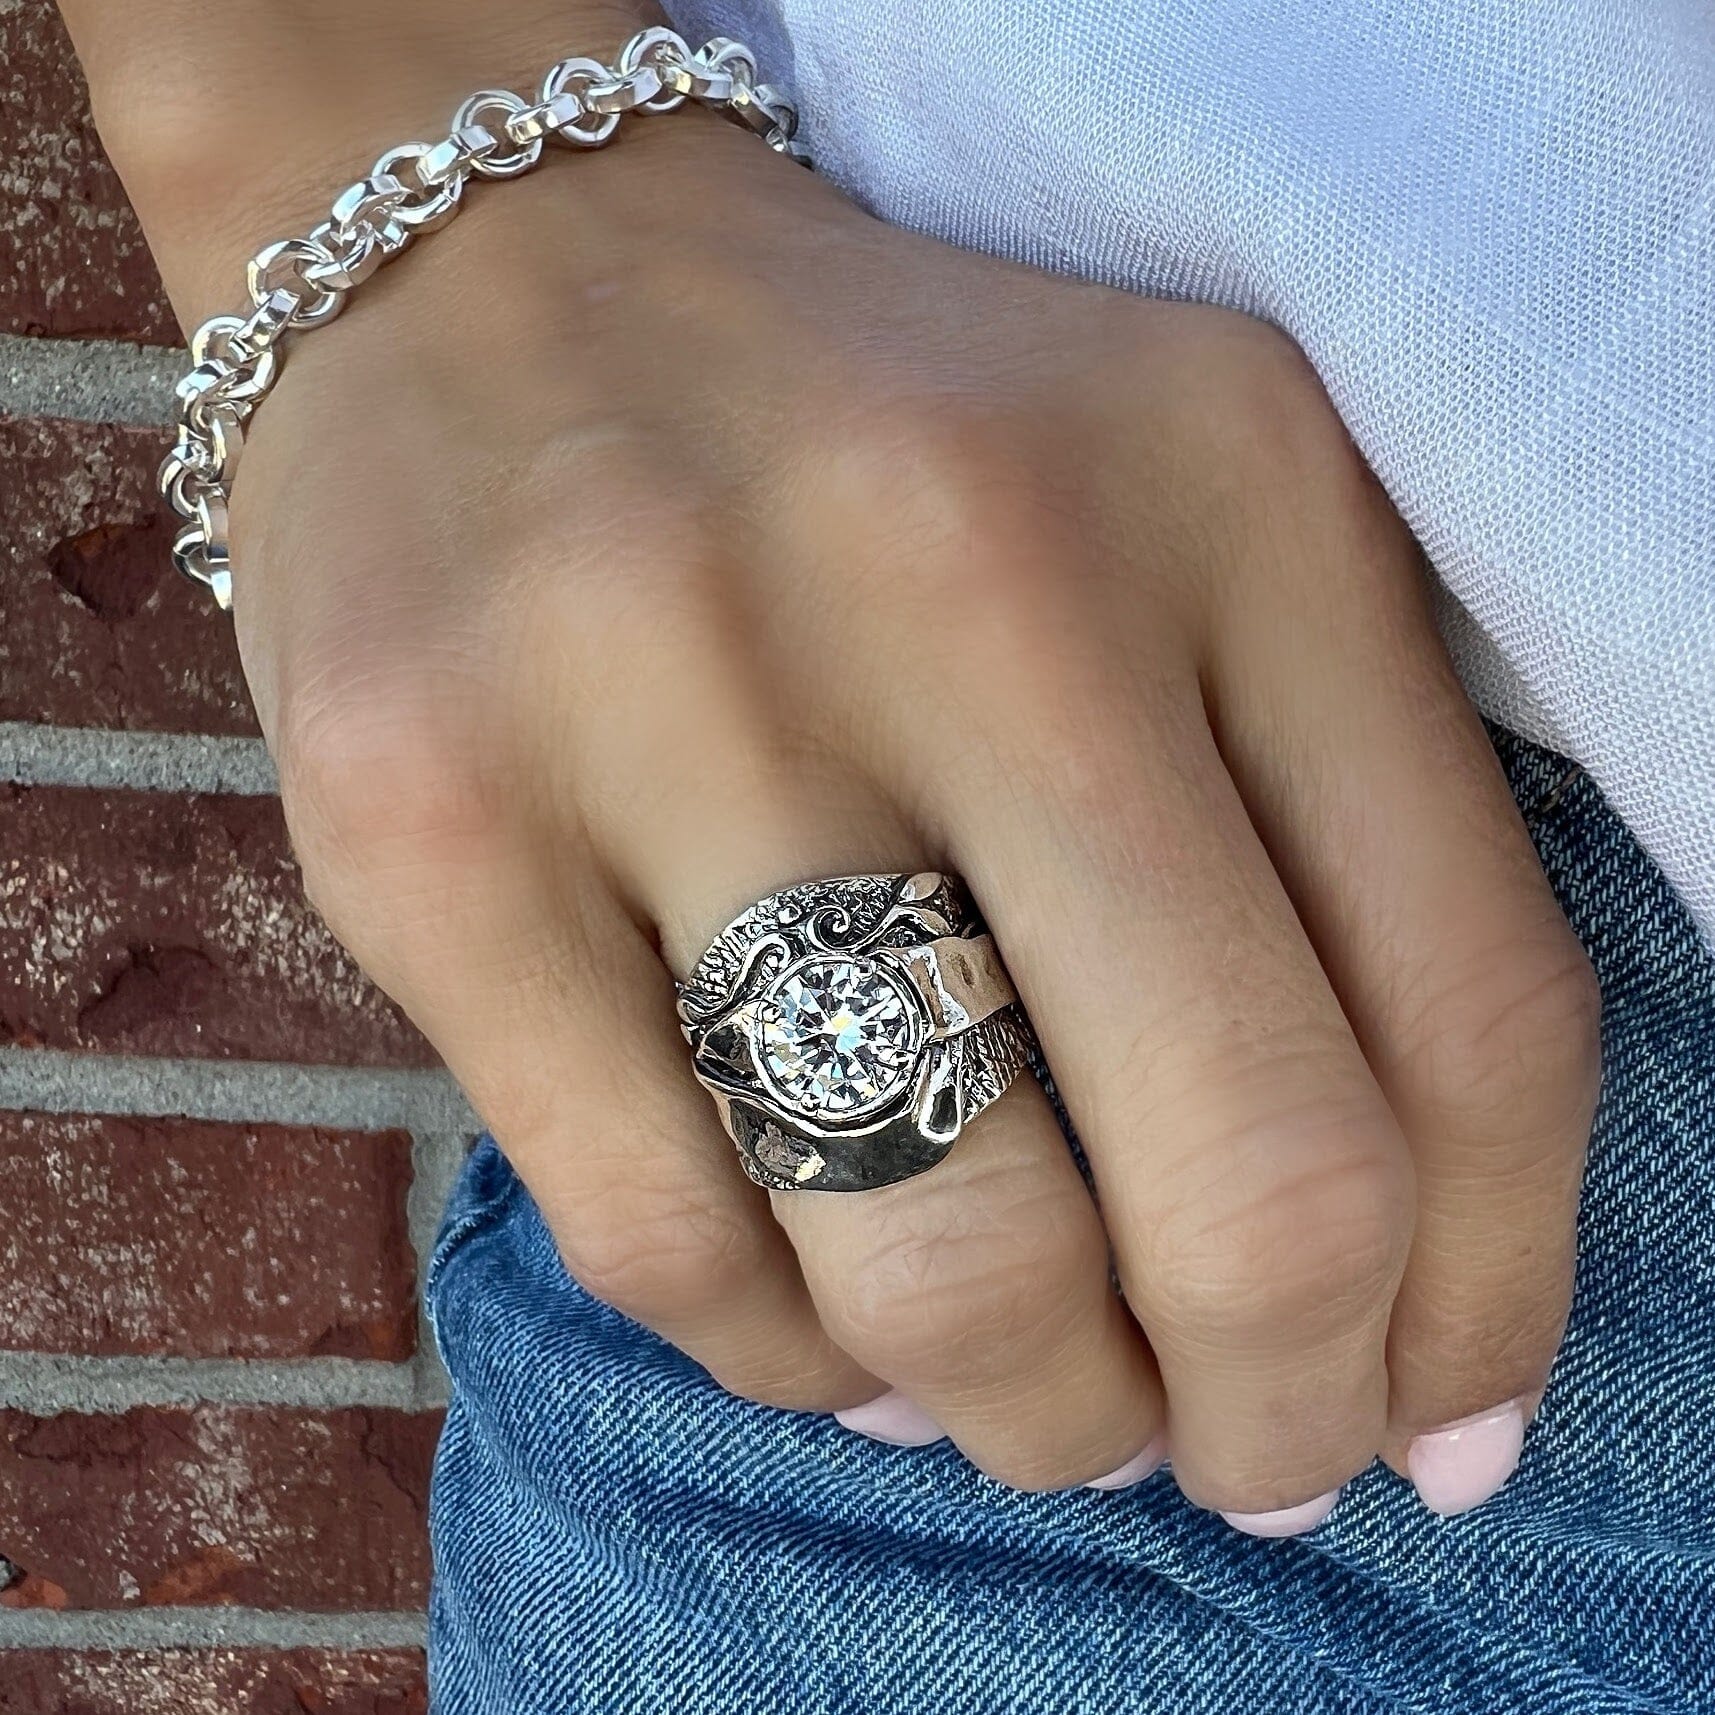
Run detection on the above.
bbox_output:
[160,28,801,610]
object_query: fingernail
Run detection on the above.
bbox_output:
[1086,1437,1169,1491]
[1408,1400,1526,1516]
[834,1390,945,1447]
[1220,1489,1341,1538]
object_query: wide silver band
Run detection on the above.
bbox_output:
[677,872,1036,1191]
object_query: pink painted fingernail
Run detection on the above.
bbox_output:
[1086,1436,1169,1491]
[1220,1489,1341,1538]
[1408,1400,1526,1516]
[834,1390,945,1447]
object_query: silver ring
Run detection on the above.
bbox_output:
[676,872,1037,1192]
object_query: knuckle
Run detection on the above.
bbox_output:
[1192,320,1362,488]
[557,1182,764,1327]
[824,398,1069,621]
[277,678,503,932]
[1143,314,1409,595]
[501,429,713,617]
[805,395,1184,825]
[830,1170,1092,1381]
[1138,1103,1414,1347]
[706,1357,854,1417]
[1402,931,1603,1131]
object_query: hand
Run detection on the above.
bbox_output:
[109,65,1598,1525]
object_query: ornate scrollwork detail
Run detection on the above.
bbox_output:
[678,872,969,1024]
[676,871,1037,1193]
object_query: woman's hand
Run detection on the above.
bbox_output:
[87,20,1599,1526]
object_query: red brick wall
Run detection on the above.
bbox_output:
[0,6,463,1705]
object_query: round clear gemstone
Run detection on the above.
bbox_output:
[756,958,918,1116]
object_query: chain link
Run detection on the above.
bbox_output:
[162,30,803,610]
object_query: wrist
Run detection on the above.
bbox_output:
[60,0,663,324]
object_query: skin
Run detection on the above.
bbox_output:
[62,0,1601,1519]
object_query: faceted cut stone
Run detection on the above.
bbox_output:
[756,958,918,1116]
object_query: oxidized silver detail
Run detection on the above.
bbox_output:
[678,872,1036,1192]
[163,29,807,610]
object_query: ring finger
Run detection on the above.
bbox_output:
[563,576,1165,1490]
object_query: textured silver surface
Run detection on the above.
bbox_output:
[679,871,1034,1191]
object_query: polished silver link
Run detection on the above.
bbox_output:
[452,89,544,178]
[663,59,734,102]
[617,27,693,113]
[164,31,802,611]
[412,124,501,188]
[504,94,584,147]
[727,80,790,143]
[172,360,231,433]
[582,65,666,115]
[247,237,345,326]
[172,521,229,606]
[187,319,278,405]
[158,408,243,515]
[538,57,622,146]
[302,218,396,291]
[700,38,761,83]
[328,173,411,237]
[232,288,303,357]
[372,143,466,230]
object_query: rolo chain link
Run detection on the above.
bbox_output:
[161,29,802,610]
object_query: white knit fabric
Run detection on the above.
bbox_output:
[670,0,1715,939]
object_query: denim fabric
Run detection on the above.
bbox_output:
[426,733,1715,1714]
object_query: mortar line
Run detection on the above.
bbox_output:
[0,723,277,795]
[0,1607,427,1651]
[409,1128,474,1372]
[0,331,183,426]
[0,1047,476,1134]
[0,1352,449,1414]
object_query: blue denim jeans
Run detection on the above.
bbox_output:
[425,733,1715,1713]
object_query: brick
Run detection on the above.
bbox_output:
[0,1407,438,1610]
[0,1111,416,1360]
[0,784,434,1065]
[0,0,175,341]
[0,415,257,736]
[0,1650,427,1714]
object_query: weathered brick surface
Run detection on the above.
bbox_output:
[0,415,257,735]
[0,0,175,341]
[0,784,434,1065]
[0,1649,427,1713]
[0,1111,417,1359]
[0,0,445,1672]
[0,1407,439,1610]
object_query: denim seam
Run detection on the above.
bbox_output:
[423,1150,524,1328]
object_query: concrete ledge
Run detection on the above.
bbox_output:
[0,1352,450,1414]
[0,1607,428,1650]
[0,1048,475,1135]
[0,333,183,427]
[0,723,277,795]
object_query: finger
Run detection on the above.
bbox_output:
[563,561,1166,1492]
[614,768,1167,1494]
[1204,493,1600,1514]
[275,673,873,1412]
[936,664,1415,1518]
[798,466,1415,1520]
[781,1073,1167,1490]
